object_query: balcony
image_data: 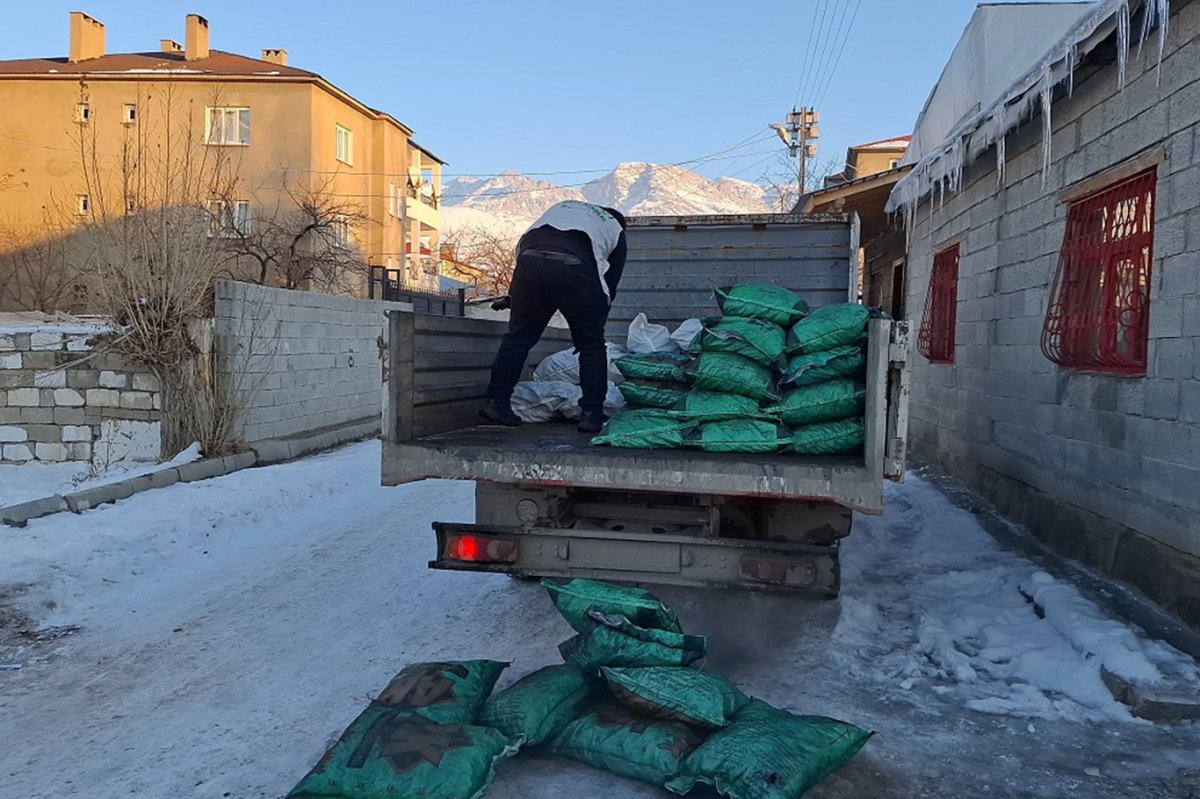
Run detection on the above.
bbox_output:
[405,194,440,228]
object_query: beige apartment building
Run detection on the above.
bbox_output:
[0,11,443,306]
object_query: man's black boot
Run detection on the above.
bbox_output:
[577,409,606,435]
[479,398,522,427]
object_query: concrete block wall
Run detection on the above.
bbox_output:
[213,281,412,443]
[904,3,1200,621]
[0,327,162,463]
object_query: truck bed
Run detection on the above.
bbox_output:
[384,422,882,512]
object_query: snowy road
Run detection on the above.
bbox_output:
[1,440,1197,798]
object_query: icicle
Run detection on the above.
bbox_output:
[1155,0,1169,86]
[1116,0,1130,89]
[996,133,1006,189]
[1040,80,1053,187]
[1067,43,1077,97]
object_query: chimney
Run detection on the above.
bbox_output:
[261,48,287,66]
[68,11,105,63]
[160,38,183,54]
[184,14,209,61]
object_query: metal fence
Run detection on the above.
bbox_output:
[368,266,466,317]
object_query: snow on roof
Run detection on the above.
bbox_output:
[898,2,1093,173]
[853,135,912,150]
[888,0,1171,216]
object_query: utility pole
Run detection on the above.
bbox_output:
[772,108,821,195]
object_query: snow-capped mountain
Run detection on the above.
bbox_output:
[441,162,774,238]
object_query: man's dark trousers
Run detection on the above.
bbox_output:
[487,251,609,413]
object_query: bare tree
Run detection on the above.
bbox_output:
[70,79,243,457]
[759,151,846,212]
[440,223,518,296]
[214,173,372,294]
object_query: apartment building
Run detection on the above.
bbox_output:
[0,11,443,305]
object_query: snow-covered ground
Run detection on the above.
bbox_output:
[0,441,1196,798]
[0,444,201,508]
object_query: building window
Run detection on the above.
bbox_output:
[332,216,351,248]
[76,103,90,123]
[1042,169,1156,374]
[207,200,251,237]
[76,194,90,215]
[123,103,137,124]
[388,182,396,217]
[206,107,250,146]
[889,159,900,169]
[917,243,959,364]
[335,125,353,165]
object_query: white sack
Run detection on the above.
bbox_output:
[671,318,704,351]
[533,343,627,384]
[510,380,582,423]
[627,313,677,354]
[558,381,627,420]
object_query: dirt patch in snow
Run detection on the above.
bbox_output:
[0,584,80,667]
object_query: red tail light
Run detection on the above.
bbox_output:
[446,534,518,563]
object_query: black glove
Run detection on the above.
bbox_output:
[491,296,512,311]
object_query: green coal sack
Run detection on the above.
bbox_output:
[478,664,593,746]
[668,390,771,423]
[287,707,517,799]
[700,317,787,367]
[549,700,706,786]
[374,660,508,725]
[560,611,707,672]
[687,419,788,454]
[791,419,865,455]
[781,345,866,387]
[602,667,749,730]
[614,352,691,384]
[688,353,779,402]
[768,380,866,426]
[715,284,810,326]
[665,700,872,799]
[787,303,871,354]
[619,381,689,409]
[543,578,683,634]
[590,409,692,449]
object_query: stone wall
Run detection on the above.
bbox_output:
[213,281,412,444]
[0,327,161,463]
[904,3,1200,622]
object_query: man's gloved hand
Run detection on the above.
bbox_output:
[491,296,512,311]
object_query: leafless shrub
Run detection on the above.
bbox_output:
[69,79,242,457]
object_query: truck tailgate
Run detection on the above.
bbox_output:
[385,423,882,512]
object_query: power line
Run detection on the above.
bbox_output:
[803,0,851,110]
[0,127,774,185]
[793,0,827,109]
[813,0,862,111]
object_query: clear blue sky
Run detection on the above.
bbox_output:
[0,1,1058,185]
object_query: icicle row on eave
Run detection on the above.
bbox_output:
[886,0,1171,222]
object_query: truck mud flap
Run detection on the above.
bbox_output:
[429,522,840,597]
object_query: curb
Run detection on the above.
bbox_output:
[251,418,379,465]
[0,420,379,527]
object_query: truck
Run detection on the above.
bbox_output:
[381,213,910,596]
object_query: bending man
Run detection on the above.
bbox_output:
[480,200,627,434]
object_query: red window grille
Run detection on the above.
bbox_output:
[918,244,959,363]
[1041,169,1156,374]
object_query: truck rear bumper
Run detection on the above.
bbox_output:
[430,522,840,596]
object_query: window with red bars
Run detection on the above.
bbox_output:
[1041,169,1156,374]
[918,243,959,363]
